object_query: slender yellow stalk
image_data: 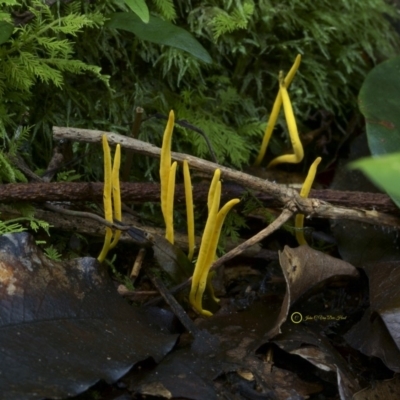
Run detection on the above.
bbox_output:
[194,197,240,316]
[190,168,240,316]
[253,54,302,166]
[191,181,221,315]
[207,168,221,213]
[160,110,175,219]
[267,74,304,168]
[98,135,113,262]
[295,157,322,245]
[165,161,177,244]
[110,144,121,249]
[284,54,302,87]
[183,160,195,261]
[189,172,221,310]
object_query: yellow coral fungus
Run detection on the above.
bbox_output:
[183,160,195,261]
[267,72,304,168]
[98,136,122,262]
[253,54,302,167]
[110,144,121,249]
[189,169,240,316]
[295,157,322,246]
[165,161,177,244]
[159,110,176,243]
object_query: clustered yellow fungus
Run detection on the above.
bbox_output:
[98,135,122,262]
[160,110,176,244]
[189,169,240,316]
[254,54,303,168]
[158,112,240,315]
[295,157,322,246]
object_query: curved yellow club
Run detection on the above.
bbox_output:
[253,54,302,167]
[295,157,322,246]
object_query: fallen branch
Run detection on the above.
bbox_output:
[0,181,397,214]
[53,126,400,228]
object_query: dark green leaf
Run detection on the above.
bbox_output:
[359,56,400,155]
[349,152,400,206]
[123,0,149,23]
[0,21,13,45]
[106,12,212,63]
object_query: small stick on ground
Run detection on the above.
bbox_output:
[210,208,294,272]
[130,247,147,281]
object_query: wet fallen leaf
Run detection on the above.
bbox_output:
[344,261,400,372]
[0,232,177,400]
[266,245,358,338]
[272,323,361,397]
[129,301,323,399]
[353,373,400,400]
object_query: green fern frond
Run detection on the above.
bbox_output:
[0,220,26,235]
[151,0,176,20]
[211,0,255,40]
[44,245,62,261]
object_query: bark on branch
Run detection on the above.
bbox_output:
[52,126,400,228]
[0,181,398,215]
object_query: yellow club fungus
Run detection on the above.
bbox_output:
[98,135,122,262]
[189,169,240,316]
[267,71,304,168]
[183,160,195,261]
[160,110,176,244]
[295,157,322,246]
[110,143,121,249]
[253,54,302,167]
[165,161,177,244]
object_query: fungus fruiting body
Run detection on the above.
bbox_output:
[183,160,195,261]
[295,157,322,245]
[160,110,176,244]
[98,135,122,262]
[189,169,240,316]
[253,54,303,167]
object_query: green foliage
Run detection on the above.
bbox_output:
[350,152,400,207]
[0,0,110,183]
[106,12,212,63]
[211,0,254,39]
[151,0,176,20]
[43,244,62,261]
[359,56,400,155]
[0,203,51,236]
[0,217,27,235]
[57,169,82,182]
[357,55,400,207]
[123,0,149,23]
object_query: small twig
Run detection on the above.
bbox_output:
[44,203,153,246]
[145,267,200,335]
[130,247,147,281]
[210,208,294,271]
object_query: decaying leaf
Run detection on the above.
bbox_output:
[0,233,177,400]
[129,300,323,399]
[266,245,359,338]
[344,261,400,372]
[353,374,400,400]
